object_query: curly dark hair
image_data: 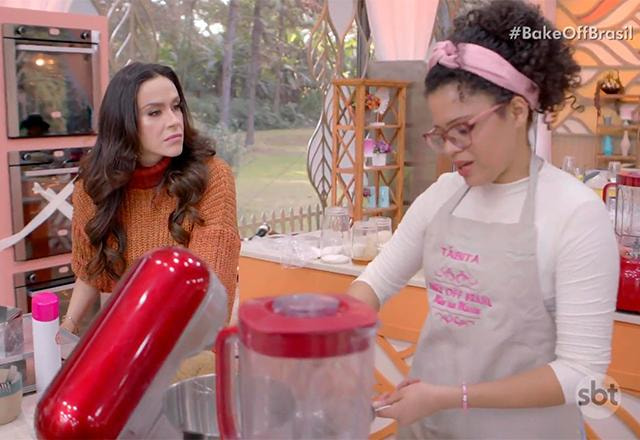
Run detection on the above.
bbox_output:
[425,0,581,116]
[81,62,215,281]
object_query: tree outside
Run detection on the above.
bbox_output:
[91,0,356,220]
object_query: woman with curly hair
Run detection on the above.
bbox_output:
[62,62,240,335]
[349,1,618,438]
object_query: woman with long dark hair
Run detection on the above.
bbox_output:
[62,62,240,335]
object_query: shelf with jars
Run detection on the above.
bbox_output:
[330,78,409,229]
[594,87,640,167]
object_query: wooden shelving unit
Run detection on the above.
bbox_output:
[594,89,640,167]
[330,78,409,228]
[594,154,636,162]
[596,125,640,136]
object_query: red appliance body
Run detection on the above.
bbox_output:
[618,257,640,313]
[34,247,221,439]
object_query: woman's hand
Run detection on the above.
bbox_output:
[373,380,457,426]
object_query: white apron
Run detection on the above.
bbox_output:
[399,154,583,439]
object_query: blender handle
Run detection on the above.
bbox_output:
[602,182,616,203]
[215,326,239,440]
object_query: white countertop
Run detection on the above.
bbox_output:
[614,311,640,325]
[241,232,640,326]
[240,232,426,288]
[0,392,183,439]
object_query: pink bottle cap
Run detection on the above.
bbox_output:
[32,292,59,322]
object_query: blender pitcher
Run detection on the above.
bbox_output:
[603,170,640,313]
[215,293,378,439]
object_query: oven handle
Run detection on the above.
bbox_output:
[15,44,95,54]
[24,167,79,178]
[28,282,75,297]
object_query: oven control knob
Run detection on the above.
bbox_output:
[22,153,31,161]
[28,273,37,283]
[15,26,25,36]
[81,31,90,40]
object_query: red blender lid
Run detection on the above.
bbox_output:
[618,169,640,187]
[238,293,378,358]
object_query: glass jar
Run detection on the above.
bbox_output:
[319,207,351,261]
[369,216,392,251]
[351,220,378,265]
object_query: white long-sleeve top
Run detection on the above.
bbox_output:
[355,161,620,403]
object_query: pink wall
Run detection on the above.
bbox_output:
[0,6,108,306]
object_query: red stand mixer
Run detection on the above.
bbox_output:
[34,247,229,438]
[604,170,640,314]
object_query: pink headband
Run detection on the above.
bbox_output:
[428,40,540,110]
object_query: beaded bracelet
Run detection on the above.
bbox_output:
[462,383,469,410]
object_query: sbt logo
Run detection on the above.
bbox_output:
[575,374,621,420]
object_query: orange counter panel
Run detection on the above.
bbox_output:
[609,321,640,393]
[238,256,428,333]
[239,256,639,394]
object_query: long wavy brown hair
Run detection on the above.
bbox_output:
[81,62,215,281]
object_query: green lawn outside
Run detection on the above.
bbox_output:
[235,128,321,221]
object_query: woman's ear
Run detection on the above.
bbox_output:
[508,96,530,129]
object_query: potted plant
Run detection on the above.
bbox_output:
[599,70,623,95]
[363,137,376,157]
[372,140,391,166]
[365,93,381,124]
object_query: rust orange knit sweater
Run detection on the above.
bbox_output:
[71,156,240,318]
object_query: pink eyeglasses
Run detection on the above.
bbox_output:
[422,103,505,153]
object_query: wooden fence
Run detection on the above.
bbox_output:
[238,204,323,239]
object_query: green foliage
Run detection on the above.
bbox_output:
[196,121,246,171]
[188,93,317,132]
[102,0,328,134]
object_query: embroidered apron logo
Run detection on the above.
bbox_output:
[435,266,479,289]
[430,256,492,327]
[429,264,493,327]
[440,245,480,264]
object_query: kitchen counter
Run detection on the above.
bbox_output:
[240,232,426,288]
[240,232,640,326]
[239,231,640,397]
[0,392,183,439]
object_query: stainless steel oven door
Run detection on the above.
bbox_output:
[9,165,76,261]
[3,25,100,138]
[9,148,88,261]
